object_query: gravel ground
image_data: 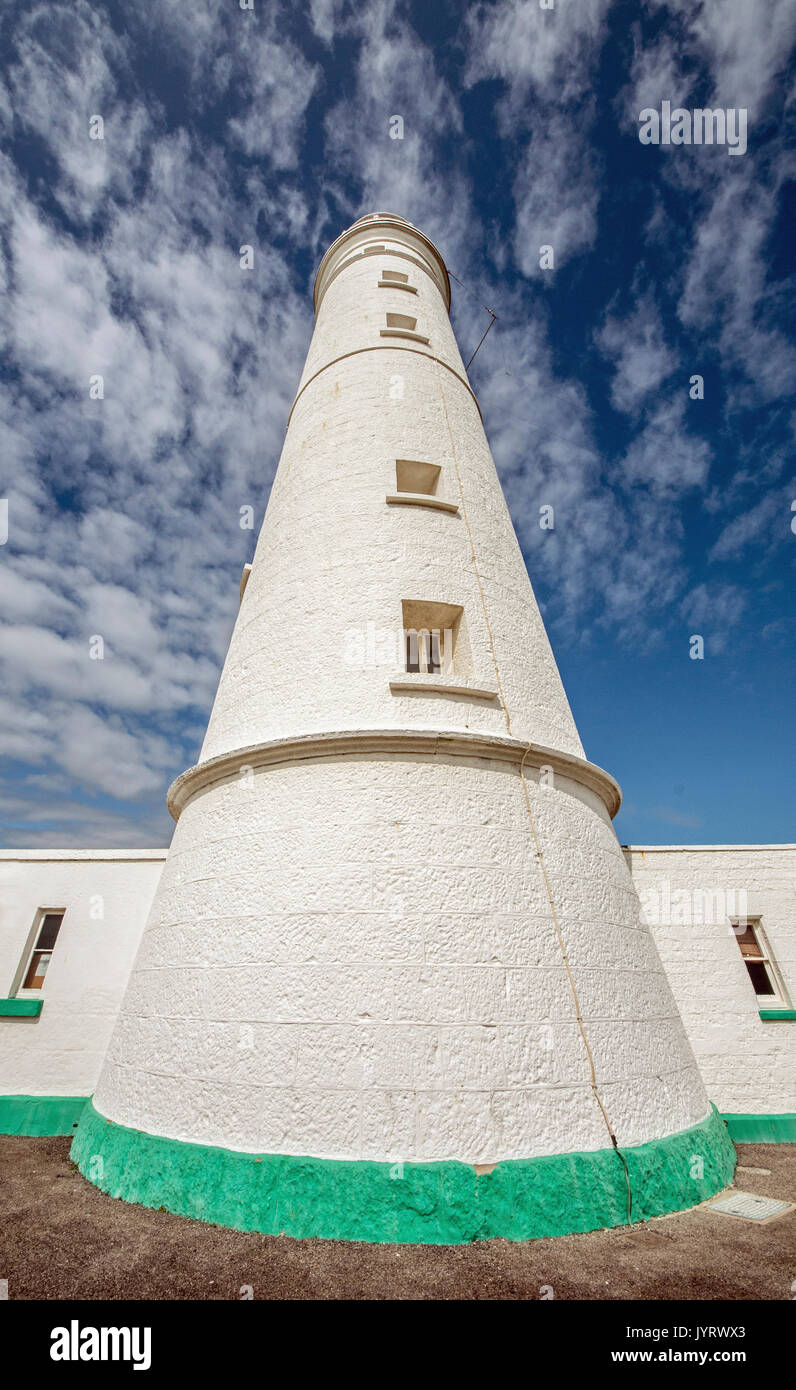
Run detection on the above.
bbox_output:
[0,1137,793,1300]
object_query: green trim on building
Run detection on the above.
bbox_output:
[0,997,43,1017]
[0,1094,89,1136]
[721,1112,796,1143]
[758,1008,796,1021]
[71,1102,735,1245]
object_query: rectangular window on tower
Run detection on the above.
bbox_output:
[386,459,459,514]
[401,600,469,678]
[731,917,786,1004]
[19,910,65,991]
[380,313,429,345]
[405,627,445,674]
[395,459,440,496]
[378,269,417,293]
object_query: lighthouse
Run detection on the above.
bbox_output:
[73,213,734,1242]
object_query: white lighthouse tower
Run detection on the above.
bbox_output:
[73,213,734,1242]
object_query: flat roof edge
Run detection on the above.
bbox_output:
[622,844,796,852]
[0,849,169,861]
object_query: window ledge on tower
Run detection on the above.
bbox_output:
[378,280,418,293]
[240,563,252,601]
[386,493,459,514]
[389,675,499,701]
[758,1008,796,1021]
[379,328,430,344]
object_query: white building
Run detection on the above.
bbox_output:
[1,214,792,1241]
[0,851,165,1133]
[624,844,796,1140]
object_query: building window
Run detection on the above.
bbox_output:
[401,599,469,677]
[380,313,429,344]
[378,269,417,294]
[405,627,444,674]
[21,911,65,991]
[731,917,784,1002]
[395,459,440,496]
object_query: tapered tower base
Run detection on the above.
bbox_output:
[72,1100,734,1244]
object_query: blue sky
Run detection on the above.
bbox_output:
[0,0,794,848]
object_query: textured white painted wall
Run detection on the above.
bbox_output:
[95,758,707,1159]
[89,214,713,1161]
[3,843,792,1126]
[625,846,796,1116]
[0,853,165,1095]
[199,220,584,764]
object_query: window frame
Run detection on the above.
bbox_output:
[14,908,66,997]
[401,600,467,679]
[404,627,446,675]
[730,916,790,1008]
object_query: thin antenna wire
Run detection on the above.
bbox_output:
[465,313,497,370]
[449,268,600,462]
[448,269,498,370]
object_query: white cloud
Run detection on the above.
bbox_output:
[620,398,711,495]
[596,292,679,414]
[679,581,748,652]
[465,0,612,270]
[1,1,152,223]
[472,315,689,638]
[465,0,612,110]
[0,4,316,833]
[709,488,792,562]
[511,110,602,272]
[320,0,469,268]
[225,34,319,165]
[621,7,796,405]
[677,169,796,405]
[646,0,796,112]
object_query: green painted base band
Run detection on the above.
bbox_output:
[721,1112,796,1143]
[71,1101,736,1244]
[0,997,43,1016]
[0,1094,89,1135]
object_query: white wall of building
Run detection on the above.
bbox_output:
[624,845,796,1117]
[0,852,165,1096]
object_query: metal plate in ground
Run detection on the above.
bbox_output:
[706,1192,794,1223]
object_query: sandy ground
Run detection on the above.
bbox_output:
[0,1137,793,1300]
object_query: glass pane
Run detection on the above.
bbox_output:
[745,961,775,996]
[36,913,64,950]
[428,630,442,674]
[734,925,761,957]
[23,950,51,990]
[405,630,420,672]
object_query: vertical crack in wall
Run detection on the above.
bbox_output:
[432,353,632,1221]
